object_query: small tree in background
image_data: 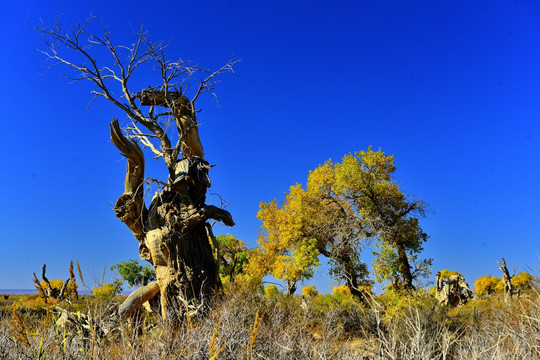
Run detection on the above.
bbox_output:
[332,284,352,296]
[32,263,77,302]
[252,148,430,298]
[264,284,282,298]
[111,259,156,290]
[216,234,249,284]
[511,272,534,290]
[94,283,121,300]
[474,271,533,296]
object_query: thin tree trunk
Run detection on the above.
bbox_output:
[396,243,414,290]
[341,256,364,300]
[287,280,297,295]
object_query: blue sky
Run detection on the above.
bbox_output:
[1,1,539,293]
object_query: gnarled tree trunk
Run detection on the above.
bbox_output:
[435,271,473,307]
[36,18,239,328]
[110,91,234,323]
[498,257,517,302]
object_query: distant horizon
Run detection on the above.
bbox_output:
[0,289,131,296]
[0,289,37,294]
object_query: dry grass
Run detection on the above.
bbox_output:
[0,286,538,359]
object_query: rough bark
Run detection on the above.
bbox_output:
[396,243,414,290]
[341,254,366,301]
[110,92,234,323]
[344,266,364,300]
[33,264,70,301]
[36,19,238,328]
[136,89,204,159]
[435,271,473,307]
[118,281,160,321]
[498,257,516,302]
[286,280,297,295]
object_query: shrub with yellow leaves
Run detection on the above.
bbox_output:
[264,284,282,298]
[474,272,534,296]
[93,283,120,299]
[301,285,319,298]
[474,276,502,295]
[511,272,533,289]
[332,284,352,296]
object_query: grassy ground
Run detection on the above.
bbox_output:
[0,285,538,359]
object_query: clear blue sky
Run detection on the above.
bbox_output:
[1,1,539,293]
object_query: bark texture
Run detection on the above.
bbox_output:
[111,91,234,323]
[435,271,473,307]
[498,257,518,301]
[33,264,70,302]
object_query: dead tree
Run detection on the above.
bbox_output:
[33,264,71,302]
[435,271,473,307]
[498,257,518,301]
[38,17,238,323]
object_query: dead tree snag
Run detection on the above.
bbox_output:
[38,17,238,324]
[498,257,519,301]
[435,271,473,306]
[33,264,71,302]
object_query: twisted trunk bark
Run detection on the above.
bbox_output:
[110,105,234,323]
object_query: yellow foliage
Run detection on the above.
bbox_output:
[93,283,118,299]
[474,276,502,295]
[474,272,533,296]
[439,269,462,281]
[40,279,63,292]
[512,272,533,289]
[377,290,438,320]
[252,147,429,290]
[494,279,505,293]
[16,295,58,309]
[264,284,281,298]
[221,273,262,295]
[332,284,352,296]
[38,278,77,297]
[301,285,318,298]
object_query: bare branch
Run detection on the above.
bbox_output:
[38,16,238,170]
[125,120,163,157]
[191,58,241,105]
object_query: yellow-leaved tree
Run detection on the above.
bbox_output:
[249,148,430,297]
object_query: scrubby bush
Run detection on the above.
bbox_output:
[1,280,538,359]
[93,283,120,300]
[14,294,59,310]
[332,284,352,296]
[512,271,533,289]
[264,284,282,298]
[474,272,534,296]
[376,288,438,320]
[301,285,318,298]
[474,275,501,295]
[36,278,78,298]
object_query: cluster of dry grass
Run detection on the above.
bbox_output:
[0,284,538,359]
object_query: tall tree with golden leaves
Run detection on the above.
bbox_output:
[252,148,430,297]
